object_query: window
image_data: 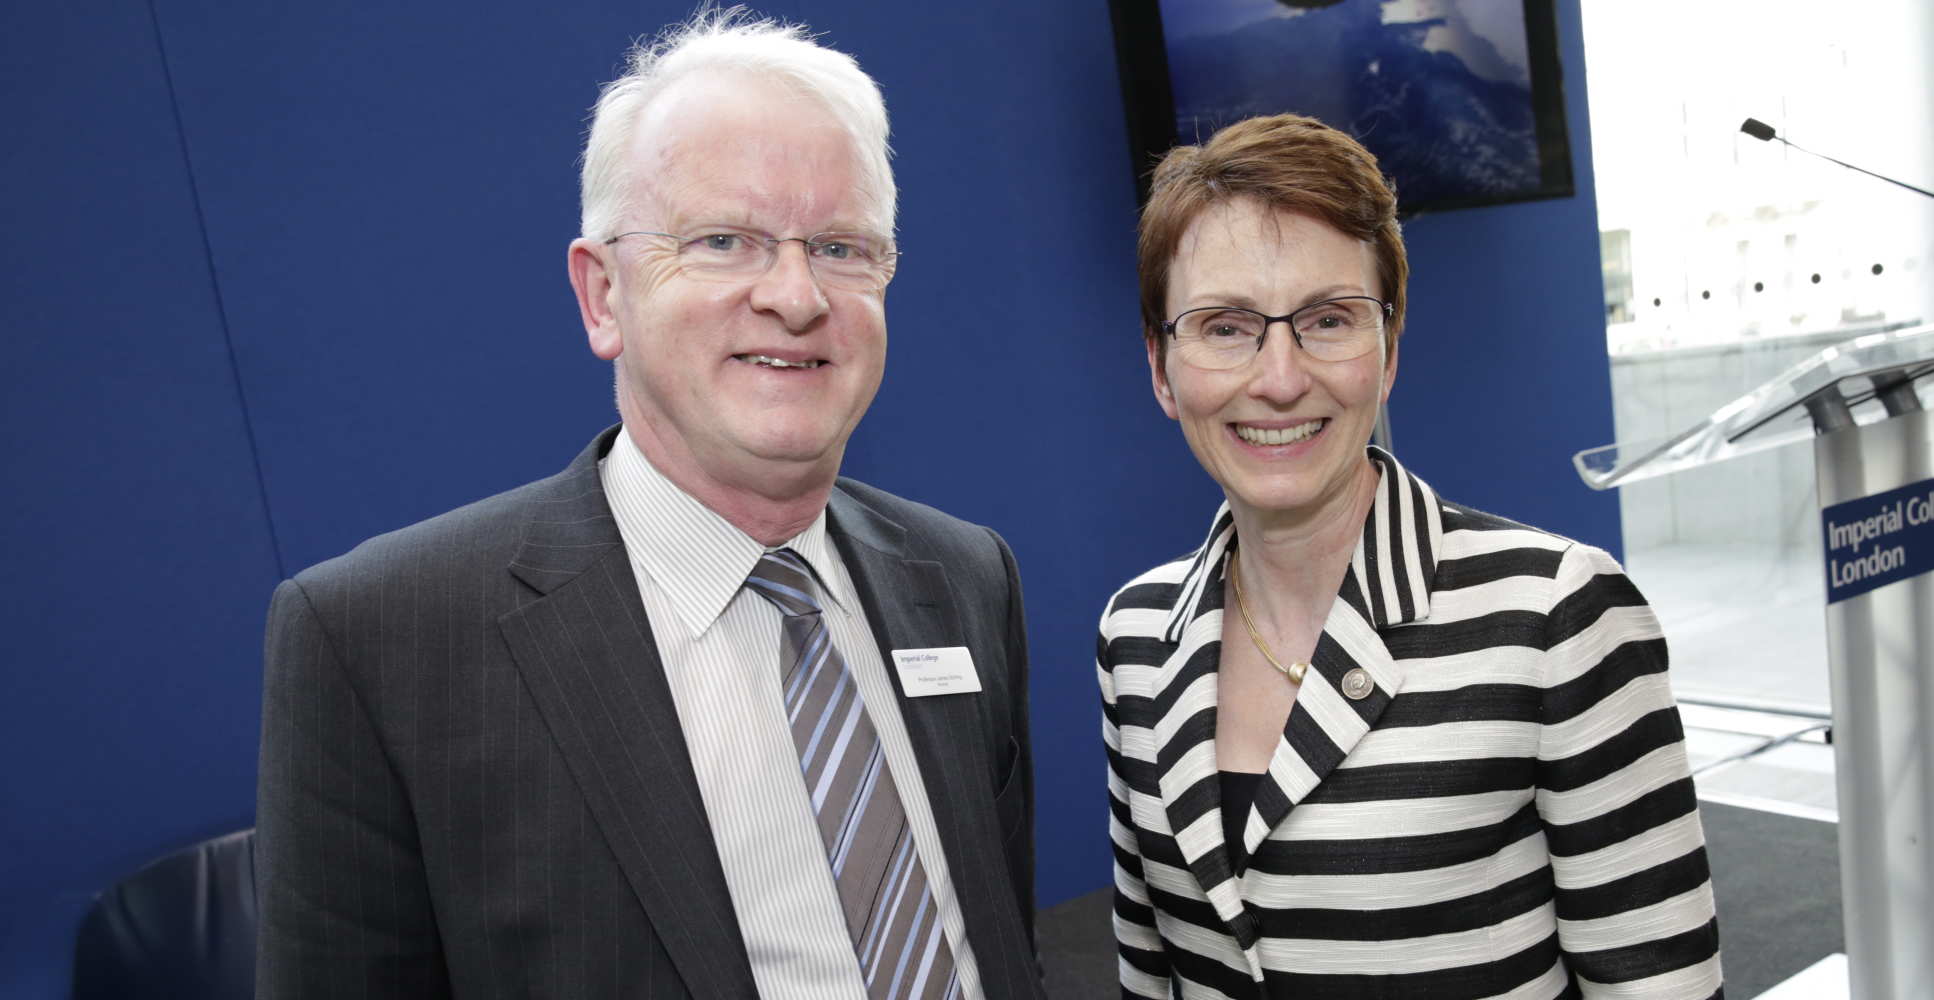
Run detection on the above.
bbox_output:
[1581,0,1934,711]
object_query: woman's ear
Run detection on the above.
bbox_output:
[1148,336,1179,420]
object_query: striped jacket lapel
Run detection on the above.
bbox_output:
[1347,447,1444,629]
[1246,448,1443,854]
[1137,508,1251,939]
[1141,449,1445,953]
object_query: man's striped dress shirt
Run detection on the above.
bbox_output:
[602,428,984,1000]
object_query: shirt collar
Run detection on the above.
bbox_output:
[1160,445,1440,643]
[599,426,850,637]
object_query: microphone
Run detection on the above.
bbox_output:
[1739,117,1934,199]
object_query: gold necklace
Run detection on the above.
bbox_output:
[1228,553,1308,684]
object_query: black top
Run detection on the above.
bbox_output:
[1219,770,1265,863]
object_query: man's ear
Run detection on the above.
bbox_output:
[569,238,623,360]
[1147,335,1179,420]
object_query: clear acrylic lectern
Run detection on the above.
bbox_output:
[1577,323,1934,999]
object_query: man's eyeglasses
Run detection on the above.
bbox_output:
[1161,296,1392,371]
[604,226,900,291]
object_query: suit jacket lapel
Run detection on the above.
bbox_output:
[825,487,1034,992]
[1135,450,1447,965]
[1247,447,1440,852]
[1245,569,1403,854]
[498,428,757,999]
[1130,546,1409,966]
[1131,508,1254,942]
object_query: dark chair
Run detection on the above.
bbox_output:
[72,828,257,1000]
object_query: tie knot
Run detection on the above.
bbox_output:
[745,548,822,617]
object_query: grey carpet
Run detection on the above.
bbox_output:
[1702,801,1843,997]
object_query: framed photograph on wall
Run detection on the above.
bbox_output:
[1109,0,1575,216]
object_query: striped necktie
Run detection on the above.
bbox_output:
[744,549,960,1000]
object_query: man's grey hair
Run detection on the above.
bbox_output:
[578,7,896,242]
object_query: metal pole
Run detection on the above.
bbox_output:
[1812,403,1934,998]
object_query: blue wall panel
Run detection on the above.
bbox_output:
[0,3,283,994]
[153,1,626,573]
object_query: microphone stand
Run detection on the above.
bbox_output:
[1740,117,1934,199]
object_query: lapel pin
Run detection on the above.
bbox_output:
[1340,668,1374,701]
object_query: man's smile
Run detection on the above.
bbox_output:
[733,353,824,369]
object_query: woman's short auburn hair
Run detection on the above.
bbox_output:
[1138,113,1407,365]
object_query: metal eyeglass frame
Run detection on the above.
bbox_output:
[602,228,901,284]
[1161,296,1394,362]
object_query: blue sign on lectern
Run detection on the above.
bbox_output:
[1821,476,1934,604]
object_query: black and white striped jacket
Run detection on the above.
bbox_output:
[1097,448,1722,999]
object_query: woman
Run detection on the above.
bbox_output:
[1098,114,1722,999]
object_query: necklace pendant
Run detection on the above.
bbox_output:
[1230,552,1313,687]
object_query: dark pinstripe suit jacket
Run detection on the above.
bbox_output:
[256,426,1044,999]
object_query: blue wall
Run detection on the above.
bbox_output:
[0,0,1614,994]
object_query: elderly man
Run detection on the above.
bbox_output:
[255,13,1042,999]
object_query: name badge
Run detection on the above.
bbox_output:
[890,647,982,697]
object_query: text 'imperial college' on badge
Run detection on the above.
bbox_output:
[890,647,982,697]
[1821,476,1934,604]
